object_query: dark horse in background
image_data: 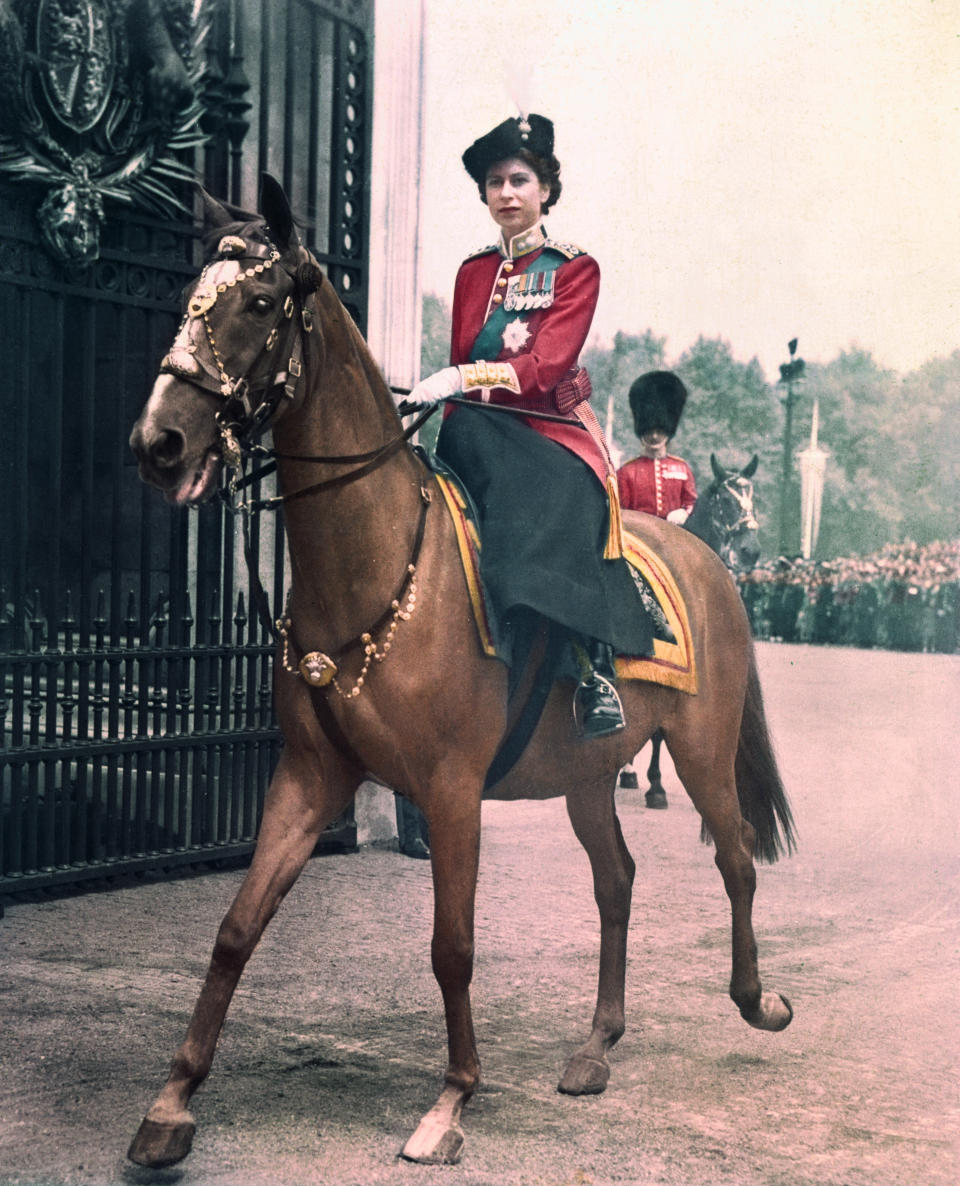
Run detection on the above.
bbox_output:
[621,454,761,808]
[126,177,794,1169]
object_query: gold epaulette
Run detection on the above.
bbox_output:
[543,239,586,259]
[464,243,499,261]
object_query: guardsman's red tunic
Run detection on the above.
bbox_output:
[617,454,698,518]
[445,223,609,486]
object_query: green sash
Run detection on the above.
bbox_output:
[469,249,566,362]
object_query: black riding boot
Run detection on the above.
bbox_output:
[574,639,626,738]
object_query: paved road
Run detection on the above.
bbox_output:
[1,642,957,1186]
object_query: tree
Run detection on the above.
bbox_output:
[582,331,666,461]
[894,352,960,546]
[670,338,781,553]
[420,292,451,377]
[416,293,452,453]
[794,351,898,557]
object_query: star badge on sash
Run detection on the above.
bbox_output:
[502,318,531,353]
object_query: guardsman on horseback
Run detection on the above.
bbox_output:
[409,112,653,737]
[616,371,697,524]
[615,370,697,807]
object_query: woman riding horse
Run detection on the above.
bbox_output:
[126,172,795,1171]
[410,113,652,738]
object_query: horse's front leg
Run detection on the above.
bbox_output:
[401,776,483,1165]
[558,778,636,1096]
[128,747,360,1168]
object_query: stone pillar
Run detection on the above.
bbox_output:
[366,0,426,393]
[357,0,427,846]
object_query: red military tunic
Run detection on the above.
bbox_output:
[617,454,697,518]
[446,223,609,486]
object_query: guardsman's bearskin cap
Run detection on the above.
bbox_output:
[628,371,689,438]
[462,114,555,183]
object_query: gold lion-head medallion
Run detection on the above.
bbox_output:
[298,651,337,687]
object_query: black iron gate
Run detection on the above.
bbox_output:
[0,0,373,898]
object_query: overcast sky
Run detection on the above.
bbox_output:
[418,0,958,382]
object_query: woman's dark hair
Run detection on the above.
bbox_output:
[478,148,563,213]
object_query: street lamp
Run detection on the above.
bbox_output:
[777,338,805,555]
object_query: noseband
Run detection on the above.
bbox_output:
[160,233,313,465]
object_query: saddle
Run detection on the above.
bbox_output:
[429,458,697,790]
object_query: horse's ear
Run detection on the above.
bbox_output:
[742,453,759,479]
[710,453,725,482]
[259,173,299,251]
[198,186,234,231]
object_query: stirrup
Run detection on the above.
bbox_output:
[574,671,626,738]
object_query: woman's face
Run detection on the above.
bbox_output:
[484,157,549,238]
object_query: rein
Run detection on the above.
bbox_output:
[222,400,439,512]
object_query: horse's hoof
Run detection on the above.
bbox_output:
[742,991,794,1032]
[619,770,639,789]
[400,1123,464,1165]
[127,1114,196,1168]
[558,1053,610,1095]
[645,788,668,809]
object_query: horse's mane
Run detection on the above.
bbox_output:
[200,212,394,407]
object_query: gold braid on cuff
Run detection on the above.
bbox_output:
[459,361,520,393]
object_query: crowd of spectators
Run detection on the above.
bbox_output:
[737,539,960,653]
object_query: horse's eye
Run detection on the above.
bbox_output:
[250,296,274,314]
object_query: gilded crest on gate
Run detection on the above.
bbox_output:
[0,0,215,264]
[36,0,115,133]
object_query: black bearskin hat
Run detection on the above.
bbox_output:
[462,114,555,184]
[628,371,688,438]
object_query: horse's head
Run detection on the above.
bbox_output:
[130,175,324,504]
[704,453,761,572]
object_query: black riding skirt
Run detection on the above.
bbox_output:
[435,407,652,658]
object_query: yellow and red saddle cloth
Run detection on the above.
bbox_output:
[435,472,697,695]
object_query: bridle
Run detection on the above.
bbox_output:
[163,230,437,513]
[708,475,760,571]
[161,233,313,468]
[713,475,759,538]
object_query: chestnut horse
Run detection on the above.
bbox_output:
[127,177,795,1169]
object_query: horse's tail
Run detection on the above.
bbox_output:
[732,641,797,863]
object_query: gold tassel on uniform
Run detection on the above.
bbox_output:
[604,472,624,560]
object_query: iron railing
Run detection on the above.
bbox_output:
[0,0,372,898]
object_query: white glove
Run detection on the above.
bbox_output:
[409,366,463,404]
[666,508,689,525]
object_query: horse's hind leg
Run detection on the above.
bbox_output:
[645,729,668,809]
[669,737,792,1032]
[128,747,360,1168]
[558,778,636,1095]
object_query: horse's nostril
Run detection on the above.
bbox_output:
[151,428,187,469]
